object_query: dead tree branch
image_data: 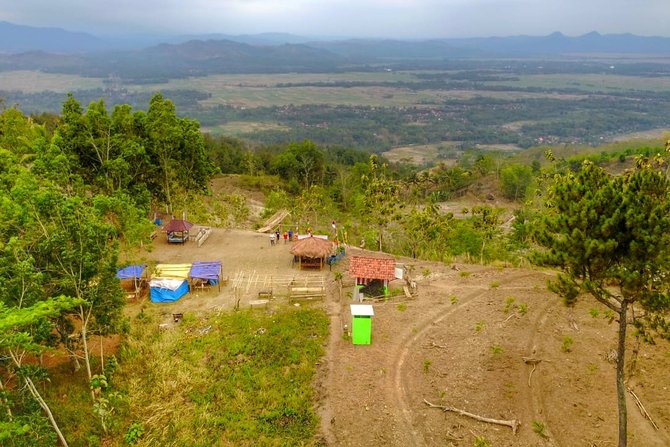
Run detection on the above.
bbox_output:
[627,387,659,430]
[523,356,542,387]
[423,399,520,434]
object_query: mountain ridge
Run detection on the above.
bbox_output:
[2,20,670,56]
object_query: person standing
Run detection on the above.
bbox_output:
[283,231,289,244]
[269,232,276,246]
[288,228,293,242]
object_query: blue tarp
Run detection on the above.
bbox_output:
[189,261,222,281]
[326,249,346,266]
[116,265,146,280]
[150,280,190,303]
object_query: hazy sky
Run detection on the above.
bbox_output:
[1,0,668,38]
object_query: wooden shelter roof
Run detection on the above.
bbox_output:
[349,255,396,281]
[290,236,334,258]
[164,219,193,232]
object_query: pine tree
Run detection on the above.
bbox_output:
[535,159,670,447]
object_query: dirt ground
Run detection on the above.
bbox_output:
[137,228,670,447]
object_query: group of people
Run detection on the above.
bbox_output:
[269,228,295,246]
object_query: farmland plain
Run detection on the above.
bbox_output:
[2,61,670,150]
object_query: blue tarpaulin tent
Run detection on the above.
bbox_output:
[149,278,190,303]
[116,265,146,279]
[116,265,147,299]
[189,261,222,290]
[149,264,192,303]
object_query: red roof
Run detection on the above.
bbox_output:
[164,219,193,232]
[349,255,396,281]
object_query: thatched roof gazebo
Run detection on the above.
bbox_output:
[290,236,334,270]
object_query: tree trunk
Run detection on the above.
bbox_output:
[617,300,629,447]
[25,376,69,447]
[79,306,96,401]
[64,341,81,372]
[0,377,13,420]
[100,335,104,374]
[164,168,172,214]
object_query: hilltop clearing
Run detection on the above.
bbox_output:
[110,227,670,447]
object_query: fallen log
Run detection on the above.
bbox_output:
[423,399,520,434]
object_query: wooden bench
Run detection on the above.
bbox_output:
[249,299,269,309]
[258,289,273,299]
[288,286,325,303]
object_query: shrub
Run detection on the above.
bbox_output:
[532,420,548,438]
[503,296,516,313]
[474,436,492,447]
[423,359,431,373]
[124,422,144,445]
[561,336,574,353]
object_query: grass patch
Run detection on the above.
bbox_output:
[49,306,329,446]
[490,345,504,356]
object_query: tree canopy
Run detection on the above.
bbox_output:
[0,93,214,445]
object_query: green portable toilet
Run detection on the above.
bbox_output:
[350,304,374,345]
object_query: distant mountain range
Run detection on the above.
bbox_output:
[1,21,670,81]
[2,20,670,57]
[0,21,315,53]
[0,21,108,53]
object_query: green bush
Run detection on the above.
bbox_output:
[124,422,145,445]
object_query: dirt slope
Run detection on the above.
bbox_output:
[137,229,670,447]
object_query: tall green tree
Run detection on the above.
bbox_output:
[500,163,534,201]
[271,140,325,188]
[400,203,454,260]
[146,93,211,211]
[535,159,670,447]
[0,107,46,161]
[470,205,503,264]
[361,155,401,252]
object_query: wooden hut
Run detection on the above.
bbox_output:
[290,236,334,270]
[164,219,193,244]
[349,254,396,296]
